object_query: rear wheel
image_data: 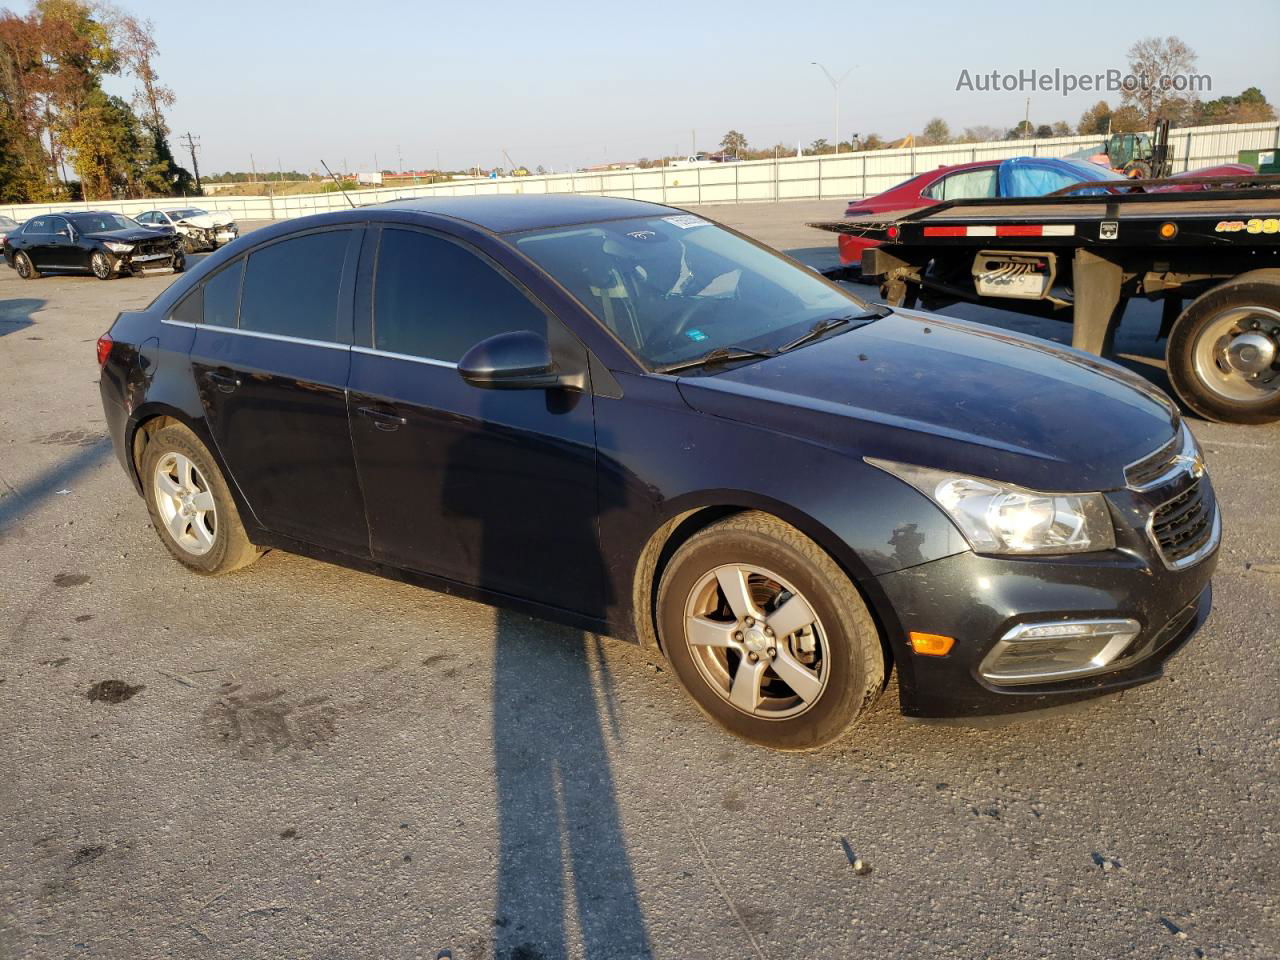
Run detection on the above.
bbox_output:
[140,423,261,574]
[90,250,114,280]
[656,512,885,750]
[1168,270,1280,424]
[14,251,39,279]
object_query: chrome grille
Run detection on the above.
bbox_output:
[1149,479,1215,568]
[1125,431,1182,490]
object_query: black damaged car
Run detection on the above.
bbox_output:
[4,210,184,280]
[97,196,1220,749]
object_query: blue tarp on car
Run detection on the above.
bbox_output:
[998,157,1125,197]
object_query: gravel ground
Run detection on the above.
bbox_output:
[0,203,1277,960]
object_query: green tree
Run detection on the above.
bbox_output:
[720,129,747,156]
[920,117,951,145]
[807,138,829,154]
[1078,100,1112,136]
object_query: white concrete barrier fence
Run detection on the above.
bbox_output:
[2,120,1276,223]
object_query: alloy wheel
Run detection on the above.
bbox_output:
[153,452,218,556]
[15,253,31,278]
[683,563,829,720]
[91,251,112,280]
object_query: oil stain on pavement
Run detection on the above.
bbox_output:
[52,572,91,587]
[202,684,338,758]
[86,679,144,703]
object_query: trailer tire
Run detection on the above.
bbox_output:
[1167,270,1280,425]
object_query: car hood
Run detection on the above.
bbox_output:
[85,227,176,244]
[674,309,1179,492]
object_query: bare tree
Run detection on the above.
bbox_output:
[1124,36,1198,124]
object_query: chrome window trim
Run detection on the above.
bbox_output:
[1146,497,1221,571]
[351,345,457,369]
[159,317,349,351]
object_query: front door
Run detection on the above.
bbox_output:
[186,226,370,556]
[347,225,604,617]
[44,217,81,270]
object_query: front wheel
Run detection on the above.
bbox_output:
[90,250,114,280]
[14,251,40,279]
[140,423,261,574]
[1167,271,1280,424]
[656,512,885,750]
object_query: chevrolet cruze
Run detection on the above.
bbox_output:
[97,196,1220,748]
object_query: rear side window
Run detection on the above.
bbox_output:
[239,230,353,343]
[24,216,50,235]
[373,227,546,362]
[204,260,244,328]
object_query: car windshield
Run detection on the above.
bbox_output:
[167,208,205,218]
[512,215,870,367]
[70,213,138,233]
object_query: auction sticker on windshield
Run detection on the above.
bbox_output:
[664,214,709,229]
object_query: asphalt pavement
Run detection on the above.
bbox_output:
[0,202,1276,960]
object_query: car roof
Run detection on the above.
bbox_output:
[377,194,676,233]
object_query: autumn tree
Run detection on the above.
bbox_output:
[1124,35,1198,123]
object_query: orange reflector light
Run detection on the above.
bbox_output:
[1159,222,1178,239]
[909,632,955,656]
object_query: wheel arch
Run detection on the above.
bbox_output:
[630,493,898,682]
[125,403,219,494]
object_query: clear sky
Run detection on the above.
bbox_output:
[64,0,1280,174]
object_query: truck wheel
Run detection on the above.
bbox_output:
[656,511,885,750]
[1124,160,1152,179]
[1167,270,1280,424]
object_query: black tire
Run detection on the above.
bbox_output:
[90,250,114,280]
[172,250,186,273]
[656,511,885,750]
[1124,160,1152,179]
[14,251,39,279]
[1167,269,1280,424]
[140,423,261,575]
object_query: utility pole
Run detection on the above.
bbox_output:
[1024,97,1031,138]
[180,132,202,191]
[810,63,854,153]
[250,152,257,185]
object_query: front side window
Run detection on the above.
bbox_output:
[925,168,998,201]
[68,213,137,233]
[513,215,865,366]
[239,230,352,343]
[373,228,547,362]
[47,216,71,237]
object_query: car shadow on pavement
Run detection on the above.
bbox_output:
[0,297,45,337]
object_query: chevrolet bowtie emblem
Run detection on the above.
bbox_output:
[1172,453,1206,478]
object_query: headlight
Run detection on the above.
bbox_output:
[868,459,1116,555]
[103,241,133,254]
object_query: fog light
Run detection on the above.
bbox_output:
[979,618,1140,685]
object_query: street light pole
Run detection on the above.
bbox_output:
[811,62,854,153]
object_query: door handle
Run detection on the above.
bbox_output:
[357,405,407,432]
[207,370,241,394]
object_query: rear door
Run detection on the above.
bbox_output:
[20,216,54,268]
[183,226,371,555]
[346,224,603,616]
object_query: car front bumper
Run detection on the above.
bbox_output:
[871,506,1219,719]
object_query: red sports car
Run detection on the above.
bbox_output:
[835,157,1253,266]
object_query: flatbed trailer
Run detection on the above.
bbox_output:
[811,174,1280,424]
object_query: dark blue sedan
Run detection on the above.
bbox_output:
[96,195,1219,748]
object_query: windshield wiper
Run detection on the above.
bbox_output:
[777,305,893,353]
[656,345,776,375]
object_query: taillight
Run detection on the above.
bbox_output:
[96,333,113,366]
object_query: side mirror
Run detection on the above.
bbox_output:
[458,330,584,391]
